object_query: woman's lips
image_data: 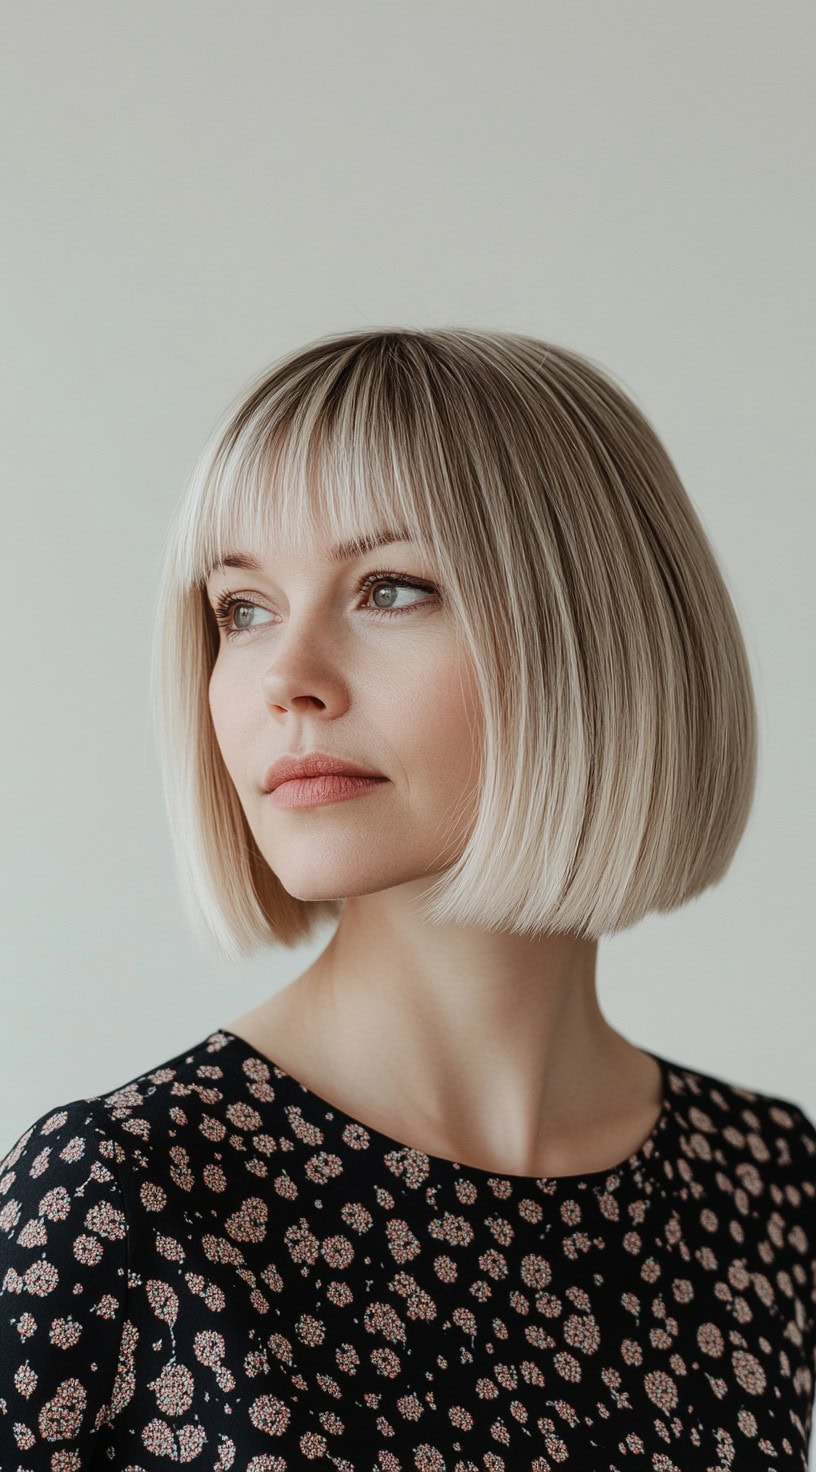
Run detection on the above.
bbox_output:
[267,773,389,808]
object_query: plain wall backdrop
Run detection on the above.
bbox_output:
[1,0,814,1266]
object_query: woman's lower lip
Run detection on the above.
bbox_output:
[268,774,388,808]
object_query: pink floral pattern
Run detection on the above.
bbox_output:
[1,1028,814,1469]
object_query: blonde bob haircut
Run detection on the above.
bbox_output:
[150,327,757,962]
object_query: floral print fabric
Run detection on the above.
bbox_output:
[1,1026,815,1471]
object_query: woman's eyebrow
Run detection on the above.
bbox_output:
[206,527,413,578]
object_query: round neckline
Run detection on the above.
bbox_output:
[212,1027,677,1192]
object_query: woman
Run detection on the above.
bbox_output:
[1,328,814,1469]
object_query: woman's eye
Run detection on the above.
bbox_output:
[211,595,274,637]
[361,575,438,614]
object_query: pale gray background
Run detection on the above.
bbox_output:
[2,0,814,1212]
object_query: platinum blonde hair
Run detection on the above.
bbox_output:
[150,328,757,961]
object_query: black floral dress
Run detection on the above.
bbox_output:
[1,1027,814,1470]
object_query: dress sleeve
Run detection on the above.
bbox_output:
[779,1099,816,1400]
[0,1096,129,1469]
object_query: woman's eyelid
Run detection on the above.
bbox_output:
[207,565,434,608]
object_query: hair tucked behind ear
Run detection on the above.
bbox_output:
[150,327,757,961]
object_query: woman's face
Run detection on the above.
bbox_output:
[205,529,484,902]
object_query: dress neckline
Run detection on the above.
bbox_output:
[211,1027,678,1193]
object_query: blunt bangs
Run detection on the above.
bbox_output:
[177,335,449,593]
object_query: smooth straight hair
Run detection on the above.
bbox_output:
[150,328,757,962]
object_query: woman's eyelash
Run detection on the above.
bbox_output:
[210,568,440,639]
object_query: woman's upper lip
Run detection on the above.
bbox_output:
[263,752,386,792]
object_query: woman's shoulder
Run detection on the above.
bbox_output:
[659,1049,816,1199]
[0,1090,131,1462]
[87,1025,251,1133]
[0,1088,130,1240]
[0,1027,256,1460]
[0,1028,251,1199]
